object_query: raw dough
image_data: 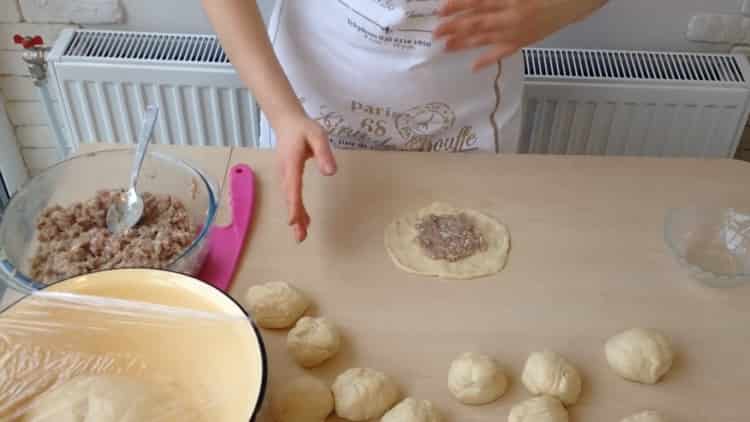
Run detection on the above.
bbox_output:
[621,410,669,422]
[382,398,442,422]
[521,351,582,406]
[332,368,400,421]
[385,203,510,279]
[287,316,341,368]
[508,396,569,422]
[447,352,507,405]
[605,328,674,384]
[271,376,333,422]
[243,282,310,329]
[21,375,199,422]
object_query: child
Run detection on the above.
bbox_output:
[202,0,607,241]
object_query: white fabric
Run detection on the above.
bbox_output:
[260,0,523,153]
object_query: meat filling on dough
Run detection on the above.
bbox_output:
[415,213,487,262]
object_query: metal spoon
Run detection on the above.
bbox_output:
[106,105,159,233]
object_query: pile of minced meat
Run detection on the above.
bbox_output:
[30,190,198,284]
[415,213,487,262]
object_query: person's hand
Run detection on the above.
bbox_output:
[274,113,337,242]
[435,0,606,70]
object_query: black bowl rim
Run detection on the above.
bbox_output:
[0,268,267,422]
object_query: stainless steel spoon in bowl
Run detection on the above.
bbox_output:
[106,105,160,234]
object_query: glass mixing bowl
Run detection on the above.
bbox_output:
[664,207,750,288]
[0,149,218,292]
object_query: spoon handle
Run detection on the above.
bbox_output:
[130,105,159,190]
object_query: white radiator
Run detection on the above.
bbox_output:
[46,29,750,158]
[48,29,260,154]
[522,48,750,157]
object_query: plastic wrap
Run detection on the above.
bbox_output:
[0,291,252,422]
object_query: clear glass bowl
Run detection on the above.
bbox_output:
[0,149,218,293]
[664,207,750,288]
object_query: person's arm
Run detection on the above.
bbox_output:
[435,0,609,70]
[202,0,336,242]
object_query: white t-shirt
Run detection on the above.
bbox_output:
[260,0,523,153]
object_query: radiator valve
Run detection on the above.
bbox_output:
[13,34,50,85]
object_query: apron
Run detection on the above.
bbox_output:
[259,0,523,153]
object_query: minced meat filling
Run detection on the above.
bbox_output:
[415,213,487,262]
[30,190,197,284]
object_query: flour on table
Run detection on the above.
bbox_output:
[621,410,669,422]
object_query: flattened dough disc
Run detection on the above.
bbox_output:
[384,203,510,280]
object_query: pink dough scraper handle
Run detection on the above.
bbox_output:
[198,164,255,292]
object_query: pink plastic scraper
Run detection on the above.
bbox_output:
[198,164,255,292]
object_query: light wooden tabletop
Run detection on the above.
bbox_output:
[228,150,750,422]
[87,146,750,421]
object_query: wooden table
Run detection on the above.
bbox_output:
[92,147,750,421]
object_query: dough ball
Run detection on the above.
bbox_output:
[621,410,669,422]
[332,368,400,421]
[508,395,569,422]
[605,328,674,384]
[382,398,442,422]
[244,282,310,329]
[271,376,333,422]
[21,375,200,422]
[521,351,582,406]
[287,317,341,368]
[447,352,507,405]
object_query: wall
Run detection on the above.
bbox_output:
[0,0,74,174]
[0,89,28,193]
[0,0,274,174]
[95,0,276,34]
[541,0,740,52]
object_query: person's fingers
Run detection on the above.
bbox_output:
[308,129,337,176]
[439,0,508,17]
[435,10,517,40]
[444,30,506,52]
[435,12,490,38]
[302,207,311,230]
[292,222,307,243]
[282,153,306,227]
[439,0,481,16]
[292,199,311,242]
[473,43,518,71]
[434,14,476,38]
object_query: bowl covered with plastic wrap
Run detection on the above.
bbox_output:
[0,268,267,421]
